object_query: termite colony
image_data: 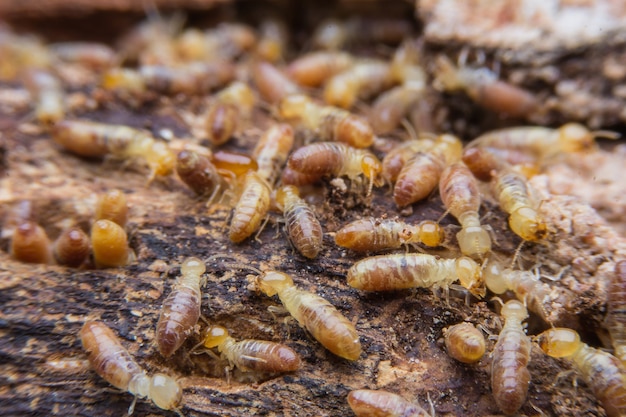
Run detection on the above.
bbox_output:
[0,6,625,417]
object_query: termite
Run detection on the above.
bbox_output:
[311,17,413,50]
[606,260,626,365]
[324,60,394,109]
[176,23,256,61]
[176,150,226,199]
[280,166,323,187]
[347,389,432,417]
[439,162,492,259]
[443,322,486,364]
[491,168,547,241]
[484,261,575,326]
[10,221,53,264]
[334,218,443,253]
[202,324,300,374]
[255,19,288,62]
[102,61,235,96]
[278,94,375,148]
[434,55,538,118]
[22,68,64,124]
[286,51,354,87]
[257,271,361,360]
[536,327,626,417]
[467,123,620,162]
[205,81,255,146]
[156,257,206,358]
[211,150,258,177]
[394,134,462,208]
[0,27,51,80]
[229,171,271,243]
[95,189,129,228]
[491,300,531,416]
[91,219,132,268]
[50,42,116,70]
[381,136,436,184]
[275,185,323,259]
[251,61,301,104]
[52,119,175,178]
[53,226,90,268]
[80,321,183,414]
[346,253,484,298]
[253,124,294,186]
[461,146,510,182]
[287,142,384,195]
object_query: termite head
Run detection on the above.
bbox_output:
[361,153,384,194]
[257,271,293,296]
[181,257,206,276]
[146,141,175,177]
[501,300,528,322]
[416,220,444,247]
[278,94,310,120]
[509,207,547,241]
[455,256,484,298]
[483,261,508,294]
[557,123,620,154]
[535,327,580,358]
[149,373,183,411]
[203,324,229,348]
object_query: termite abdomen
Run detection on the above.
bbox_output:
[53,226,90,267]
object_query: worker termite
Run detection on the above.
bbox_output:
[22,68,64,125]
[102,61,235,96]
[176,150,226,199]
[202,324,300,374]
[10,221,53,264]
[275,185,323,259]
[439,162,492,259]
[536,327,626,417]
[347,253,484,298]
[211,150,258,177]
[381,136,436,183]
[287,142,384,195]
[278,94,375,148]
[255,19,288,62]
[286,51,354,87]
[156,257,206,358]
[91,219,132,268]
[491,168,547,241]
[434,55,538,118]
[606,260,626,365]
[334,217,443,253]
[324,60,394,109]
[52,119,175,178]
[280,166,323,187]
[484,261,575,326]
[347,389,432,417]
[205,81,255,145]
[95,189,129,228]
[80,321,183,414]
[229,171,271,243]
[50,42,117,70]
[461,146,509,182]
[53,226,90,268]
[443,322,486,364]
[251,61,301,104]
[394,134,462,208]
[491,300,531,416]
[257,271,361,360]
[175,23,256,62]
[467,123,620,162]
[253,124,294,186]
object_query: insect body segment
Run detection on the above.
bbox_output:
[491,300,531,415]
[203,324,300,373]
[334,218,443,253]
[257,271,361,360]
[53,226,90,268]
[324,60,394,109]
[80,321,182,412]
[229,171,271,243]
[52,119,175,177]
[91,219,132,268]
[275,185,323,259]
[537,328,626,417]
[252,61,301,104]
[348,389,432,417]
[10,221,53,264]
[439,163,491,259]
[492,168,546,241]
[205,81,255,145]
[23,68,64,124]
[253,124,294,186]
[95,189,129,228]
[279,94,375,148]
[176,150,225,198]
[347,253,484,298]
[287,142,383,195]
[157,257,206,358]
[286,51,354,87]
[382,137,436,183]
[443,322,486,364]
[607,260,626,365]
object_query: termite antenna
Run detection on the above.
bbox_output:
[205,256,263,275]
[436,208,451,223]
[510,240,525,268]
[592,130,621,140]
[400,118,418,142]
